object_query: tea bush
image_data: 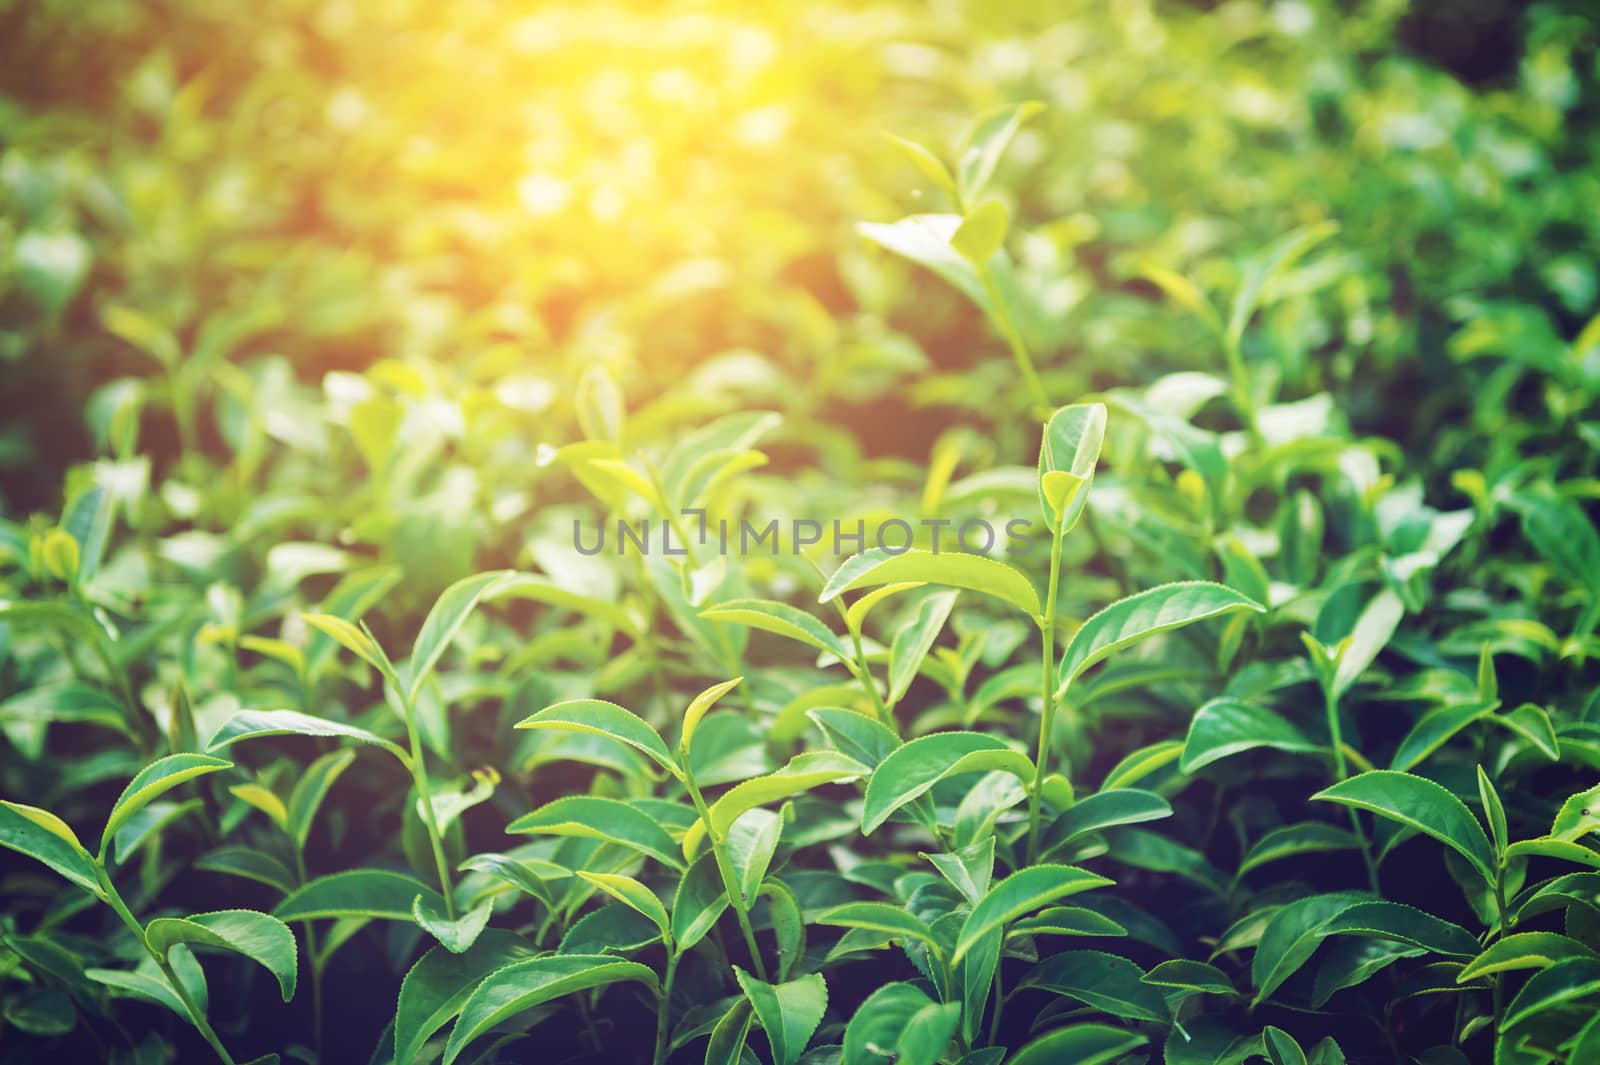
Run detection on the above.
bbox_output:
[3,1,1599,1063]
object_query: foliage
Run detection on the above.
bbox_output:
[3,1,1600,1063]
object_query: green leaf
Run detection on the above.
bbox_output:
[920,836,994,905]
[1142,960,1234,996]
[733,967,827,1065]
[957,100,1044,203]
[950,198,1009,265]
[1006,1023,1147,1065]
[699,598,852,661]
[508,796,684,870]
[1318,900,1479,956]
[395,931,534,1065]
[1552,782,1600,841]
[287,748,357,849]
[302,612,395,681]
[1011,907,1127,939]
[276,869,446,922]
[1313,771,1495,885]
[1238,822,1362,876]
[577,871,671,945]
[816,902,943,959]
[491,572,638,635]
[1225,220,1339,350]
[705,998,755,1065]
[515,698,680,780]
[808,707,901,768]
[1250,893,1367,1005]
[207,708,408,765]
[1390,701,1497,772]
[1459,933,1598,982]
[1496,703,1560,761]
[1329,588,1405,701]
[442,954,657,1065]
[727,809,783,902]
[684,750,866,856]
[197,846,298,895]
[883,133,959,202]
[1017,951,1168,1022]
[682,676,743,755]
[952,865,1114,963]
[1038,402,1107,531]
[1041,789,1172,855]
[101,753,233,854]
[1180,699,1322,773]
[859,215,991,311]
[887,590,958,705]
[414,895,494,954]
[861,732,1032,834]
[1057,582,1264,695]
[145,910,298,1001]
[1502,958,1600,1029]
[1263,1027,1308,1065]
[822,549,1041,622]
[409,571,514,702]
[229,783,288,831]
[670,851,729,951]
[1478,766,1509,857]
[841,982,959,1065]
[0,801,103,898]
[844,581,925,636]
[1504,837,1600,870]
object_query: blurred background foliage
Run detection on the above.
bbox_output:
[4,0,1596,520]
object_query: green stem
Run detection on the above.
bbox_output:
[98,868,238,1065]
[653,950,680,1065]
[847,627,896,734]
[1027,521,1066,864]
[295,849,325,1063]
[1221,336,1261,443]
[684,768,768,981]
[978,266,1048,415]
[1491,857,1510,1034]
[1324,688,1381,895]
[404,699,458,920]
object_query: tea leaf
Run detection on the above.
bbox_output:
[1313,771,1495,885]
[145,910,298,1001]
[276,870,446,922]
[952,865,1114,963]
[0,801,103,898]
[841,982,959,1065]
[822,549,1042,622]
[862,732,1032,834]
[733,967,827,1065]
[103,753,234,853]
[1058,582,1265,694]
[442,955,657,1064]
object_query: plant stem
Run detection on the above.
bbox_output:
[683,768,768,981]
[847,626,895,734]
[1221,336,1261,443]
[1491,857,1510,1034]
[98,868,238,1065]
[1026,520,1066,864]
[295,849,326,1063]
[978,266,1049,415]
[1324,688,1381,895]
[652,950,680,1065]
[403,698,458,920]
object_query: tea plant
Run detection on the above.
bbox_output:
[4,2,1600,1064]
